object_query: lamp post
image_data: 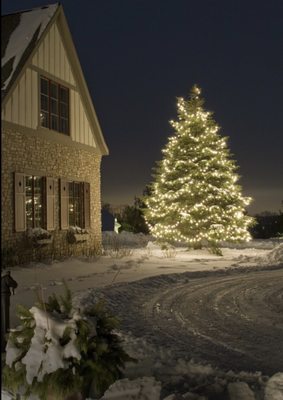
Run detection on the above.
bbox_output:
[1,270,18,352]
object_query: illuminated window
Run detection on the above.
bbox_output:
[25,175,44,228]
[69,182,84,227]
[40,76,69,135]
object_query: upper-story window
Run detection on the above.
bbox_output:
[40,76,69,135]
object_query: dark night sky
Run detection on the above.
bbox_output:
[2,0,283,214]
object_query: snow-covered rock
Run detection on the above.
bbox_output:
[1,390,13,400]
[227,382,255,400]
[264,373,283,400]
[101,377,161,400]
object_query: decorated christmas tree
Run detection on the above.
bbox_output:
[144,85,254,254]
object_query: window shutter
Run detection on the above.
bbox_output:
[14,172,26,232]
[83,182,90,229]
[60,179,69,229]
[46,177,56,231]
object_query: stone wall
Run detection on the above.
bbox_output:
[1,122,103,265]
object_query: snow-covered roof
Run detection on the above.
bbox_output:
[1,3,58,98]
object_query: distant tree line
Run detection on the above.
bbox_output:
[102,196,283,240]
[102,188,150,234]
[250,211,283,239]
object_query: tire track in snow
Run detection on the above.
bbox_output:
[79,268,283,375]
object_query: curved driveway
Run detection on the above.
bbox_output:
[93,268,283,375]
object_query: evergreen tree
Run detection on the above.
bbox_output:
[3,283,133,399]
[117,195,149,234]
[144,85,254,253]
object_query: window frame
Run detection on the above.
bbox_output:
[40,76,70,135]
[60,179,90,230]
[14,173,56,233]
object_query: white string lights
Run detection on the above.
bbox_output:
[144,85,254,248]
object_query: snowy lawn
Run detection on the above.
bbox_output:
[8,236,279,329]
[3,234,283,400]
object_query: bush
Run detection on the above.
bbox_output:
[2,283,133,399]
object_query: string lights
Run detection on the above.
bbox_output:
[144,85,254,251]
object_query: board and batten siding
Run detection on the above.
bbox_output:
[1,20,97,149]
[31,22,75,86]
[1,68,38,129]
[70,90,96,147]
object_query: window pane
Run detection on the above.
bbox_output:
[41,94,49,112]
[60,118,68,134]
[40,78,48,95]
[60,87,68,103]
[50,83,58,99]
[40,111,49,128]
[25,176,33,228]
[60,102,68,118]
[69,182,74,226]
[51,115,58,131]
[34,177,43,228]
[51,98,58,115]
[68,182,83,227]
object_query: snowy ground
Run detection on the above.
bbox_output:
[2,234,283,400]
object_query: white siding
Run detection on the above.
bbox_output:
[2,68,38,129]
[31,70,38,129]
[70,89,96,148]
[25,68,32,128]
[18,75,25,126]
[2,20,96,148]
[32,21,75,85]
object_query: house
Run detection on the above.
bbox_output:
[1,3,109,263]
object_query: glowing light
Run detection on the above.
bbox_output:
[144,85,254,249]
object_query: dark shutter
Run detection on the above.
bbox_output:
[46,177,56,231]
[83,182,90,229]
[14,172,26,232]
[60,179,69,229]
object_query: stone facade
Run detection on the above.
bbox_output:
[1,122,103,264]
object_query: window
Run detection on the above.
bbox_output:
[69,182,83,227]
[25,175,44,228]
[60,179,90,229]
[40,76,69,135]
[14,173,56,232]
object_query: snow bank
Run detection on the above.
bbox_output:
[235,243,283,267]
[261,243,283,265]
[264,373,283,400]
[227,382,255,400]
[101,377,161,400]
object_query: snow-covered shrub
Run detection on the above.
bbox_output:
[102,232,133,258]
[159,242,177,258]
[27,227,53,246]
[2,283,132,399]
[27,227,52,240]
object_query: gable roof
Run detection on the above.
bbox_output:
[1,4,58,98]
[1,3,109,155]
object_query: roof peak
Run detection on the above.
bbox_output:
[1,3,59,18]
